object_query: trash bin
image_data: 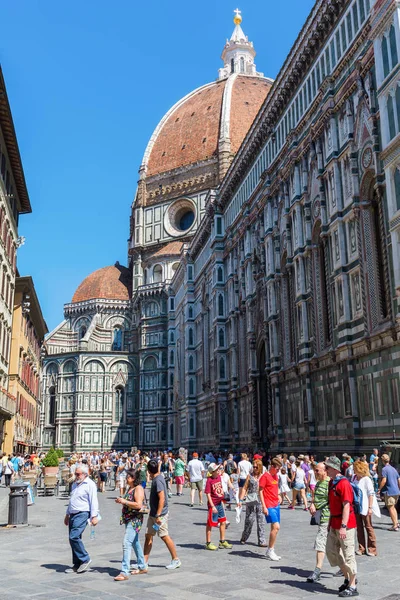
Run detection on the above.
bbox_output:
[8,480,29,525]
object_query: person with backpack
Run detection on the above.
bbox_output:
[352,460,380,556]
[325,456,358,598]
[224,454,237,476]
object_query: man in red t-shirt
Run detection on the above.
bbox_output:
[204,463,233,551]
[325,456,358,598]
[259,457,282,561]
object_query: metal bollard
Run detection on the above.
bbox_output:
[8,480,29,525]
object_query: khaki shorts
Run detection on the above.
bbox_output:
[146,514,169,538]
[384,494,399,508]
[314,521,328,552]
[190,480,204,491]
[326,527,357,578]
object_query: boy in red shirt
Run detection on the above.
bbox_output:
[325,456,358,598]
[259,457,282,561]
[205,463,233,550]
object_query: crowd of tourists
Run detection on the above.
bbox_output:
[12,446,399,598]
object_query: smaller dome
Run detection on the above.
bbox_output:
[72,264,131,303]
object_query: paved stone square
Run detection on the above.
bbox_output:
[0,483,399,600]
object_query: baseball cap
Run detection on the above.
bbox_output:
[208,462,219,474]
[325,456,341,471]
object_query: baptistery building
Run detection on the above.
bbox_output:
[42,1,400,453]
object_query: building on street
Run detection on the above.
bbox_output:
[7,276,47,454]
[42,1,400,454]
[0,66,32,453]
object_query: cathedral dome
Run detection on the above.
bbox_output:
[72,263,131,303]
[139,11,273,184]
[143,75,272,178]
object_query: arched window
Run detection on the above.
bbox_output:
[189,378,194,395]
[143,356,157,371]
[382,35,390,78]
[189,418,194,437]
[218,294,224,316]
[389,25,398,70]
[49,387,56,425]
[219,357,226,379]
[217,267,223,282]
[394,167,400,212]
[114,387,124,422]
[170,330,175,343]
[188,306,193,319]
[112,327,122,351]
[219,328,225,347]
[189,355,194,371]
[240,56,245,73]
[231,58,235,73]
[188,328,194,346]
[153,264,163,283]
[170,350,174,365]
[170,373,174,386]
[388,94,396,140]
[80,326,87,340]
[145,301,158,317]
[161,393,167,407]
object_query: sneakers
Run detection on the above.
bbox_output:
[199,501,203,506]
[288,506,295,510]
[165,558,181,570]
[334,570,344,577]
[219,540,232,549]
[265,548,281,561]
[65,566,79,573]
[306,570,321,583]
[77,559,92,573]
[339,588,359,597]
[189,504,194,507]
[206,542,218,551]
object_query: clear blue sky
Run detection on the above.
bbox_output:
[0,0,315,332]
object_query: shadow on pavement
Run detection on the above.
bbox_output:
[91,565,120,577]
[41,563,70,573]
[228,550,265,559]
[269,579,338,594]
[270,565,314,578]
[176,542,207,550]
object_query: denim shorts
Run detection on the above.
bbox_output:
[294,483,305,490]
[207,503,226,527]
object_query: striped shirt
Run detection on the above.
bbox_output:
[314,477,330,524]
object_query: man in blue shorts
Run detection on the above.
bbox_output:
[259,457,282,561]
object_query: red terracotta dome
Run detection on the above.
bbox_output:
[72,264,131,303]
[143,75,272,178]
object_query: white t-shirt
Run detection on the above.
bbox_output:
[187,459,204,482]
[309,469,317,486]
[295,468,306,486]
[238,460,252,480]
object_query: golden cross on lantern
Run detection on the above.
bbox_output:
[233,8,242,25]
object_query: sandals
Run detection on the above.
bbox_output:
[389,525,399,531]
[114,573,129,581]
[131,569,148,575]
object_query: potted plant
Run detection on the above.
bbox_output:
[42,447,60,475]
[55,448,64,464]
